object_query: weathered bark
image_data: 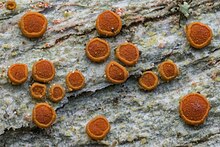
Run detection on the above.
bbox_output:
[0,0,220,146]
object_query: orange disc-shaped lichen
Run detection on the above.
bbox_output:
[105,61,129,84]
[139,71,159,91]
[49,84,65,103]
[96,10,122,37]
[8,63,28,85]
[185,22,213,49]
[179,93,210,126]
[30,83,46,100]
[19,12,48,38]
[86,115,110,140]
[116,42,140,66]
[32,59,55,83]
[32,103,56,128]
[66,70,85,91]
[6,0,16,10]
[85,38,110,63]
[158,60,179,81]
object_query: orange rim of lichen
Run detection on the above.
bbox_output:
[8,63,28,85]
[138,71,159,91]
[30,83,47,99]
[96,10,122,37]
[105,61,129,84]
[6,0,16,10]
[49,84,65,103]
[19,12,48,38]
[85,38,110,63]
[32,59,55,83]
[115,42,140,66]
[86,115,111,140]
[185,22,213,49]
[66,70,85,91]
[32,103,56,128]
[179,93,210,126]
[158,60,179,81]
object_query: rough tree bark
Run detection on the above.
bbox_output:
[0,0,220,146]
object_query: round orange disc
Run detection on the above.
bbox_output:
[85,38,110,63]
[32,59,55,83]
[19,12,48,38]
[185,22,212,49]
[105,61,129,84]
[32,103,56,128]
[179,93,210,126]
[96,10,122,37]
[86,115,110,140]
[8,63,28,85]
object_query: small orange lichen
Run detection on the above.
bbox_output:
[185,22,213,49]
[49,84,65,103]
[6,0,16,10]
[30,83,46,100]
[8,63,28,85]
[158,60,179,81]
[105,61,129,84]
[66,70,85,91]
[179,93,210,126]
[116,42,140,66]
[19,12,48,38]
[139,71,159,91]
[85,38,110,63]
[96,10,122,37]
[32,103,56,128]
[32,59,55,83]
[86,115,110,140]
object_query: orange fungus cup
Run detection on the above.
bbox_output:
[105,61,129,84]
[32,59,55,83]
[139,71,159,91]
[86,115,110,140]
[8,63,28,85]
[49,84,65,103]
[32,103,56,128]
[116,42,140,66]
[96,10,122,37]
[19,12,48,38]
[6,0,16,10]
[185,22,212,49]
[158,60,179,81]
[66,70,85,91]
[30,83,46,100]
[179,93,210,126]
[85,38,110,63]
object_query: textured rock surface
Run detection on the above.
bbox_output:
[0,0,220,146]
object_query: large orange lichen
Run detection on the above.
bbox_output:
[66,70,85,91]
[158,60,179,81]
[179,93,210,126]
[96,10,122,37]
[8,63,28,85]
[116,42,140,66]
[86,115,110,140]
[185,22,212,49]
[19,12,48,38]
[49,84,65,103]
[32,103,56,128]
[105,61,129,84]
[139,71,159,91]
[32,59,55,83]
[85,38,110,63]
[6,0,16,10]
[30,83,46,100]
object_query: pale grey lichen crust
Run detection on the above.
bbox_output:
[0,0,220,146]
